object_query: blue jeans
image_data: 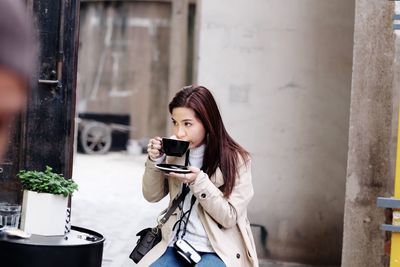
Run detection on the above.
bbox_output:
[150,247,226,267]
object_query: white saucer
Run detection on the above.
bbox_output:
[155,164,191,174]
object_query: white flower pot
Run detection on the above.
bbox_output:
[20,190,68,236]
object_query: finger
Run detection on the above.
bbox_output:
[168,172,184,180]
[152,143,160,150]
[149,137,158,144]
[147,144,155,152]
[151,137,161,146]
[149,139,162,149]
[187,166,200,173]
[147,142,153,149]
[147,145,157,154]
[148,139,161,150]
[147,148,155,157]
[167,172,177,177]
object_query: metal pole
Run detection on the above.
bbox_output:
[391,109,400,266]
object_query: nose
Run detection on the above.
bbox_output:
[176,126,186,139]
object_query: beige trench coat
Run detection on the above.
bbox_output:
[137,155,259,267]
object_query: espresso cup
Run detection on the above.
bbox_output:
[162,138,189,157]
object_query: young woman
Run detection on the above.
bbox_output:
[139,85,258,266]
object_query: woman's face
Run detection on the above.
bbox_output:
[171,107,206,149]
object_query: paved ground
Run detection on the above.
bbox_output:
[72,152,167,267]
[71,152,335,267]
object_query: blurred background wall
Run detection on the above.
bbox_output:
[195,0,355,264]
[77,1,172,139]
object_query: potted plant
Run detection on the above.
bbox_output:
[17,166,78,236]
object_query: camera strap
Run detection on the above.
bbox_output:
[184,149,190,166]
[169,149,198,239]
[174,191,196,240]
[157,150,191,228]
[157,185,189,228]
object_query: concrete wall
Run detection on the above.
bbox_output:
[196,0,355,264]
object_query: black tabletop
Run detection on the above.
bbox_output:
[0,225,104,246]
[0,226,105,267]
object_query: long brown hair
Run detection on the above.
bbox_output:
[169,85,249,197]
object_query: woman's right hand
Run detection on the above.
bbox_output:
[147,136,164,161]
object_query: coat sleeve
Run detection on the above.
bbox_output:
[190,158,254,228]
[142,158,169,202]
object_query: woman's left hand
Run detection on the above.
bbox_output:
[167,166,201,184]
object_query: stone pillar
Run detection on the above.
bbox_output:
[167,0,188,100]
[342,1,395,266]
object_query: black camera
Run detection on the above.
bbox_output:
[174,239,201,265]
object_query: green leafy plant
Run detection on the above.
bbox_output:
[17,166,78,197]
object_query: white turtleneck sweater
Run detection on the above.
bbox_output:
[167,144,214,252]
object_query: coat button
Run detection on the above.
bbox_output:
[236,253,240,259]
[218,224,223,229]
[201,193,206,198]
